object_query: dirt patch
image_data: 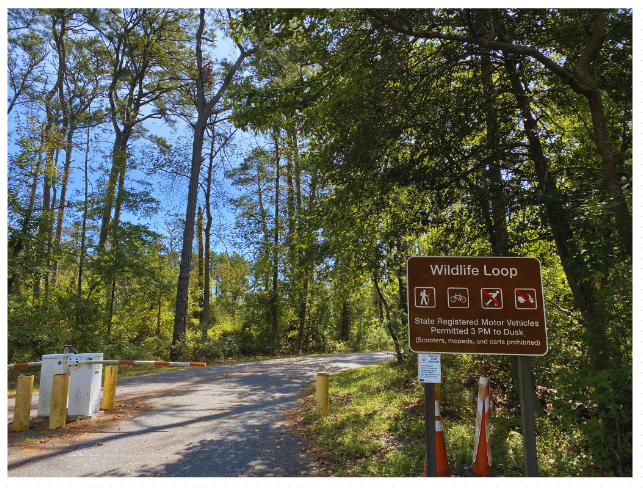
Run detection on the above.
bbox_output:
[8,392,159,454]
[404,397,423,415]
[283,381,333,477]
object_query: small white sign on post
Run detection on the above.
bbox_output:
[418,354,441,383]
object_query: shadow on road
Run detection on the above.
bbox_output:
[8,352,391,477]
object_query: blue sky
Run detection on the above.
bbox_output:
[5,18,256,257]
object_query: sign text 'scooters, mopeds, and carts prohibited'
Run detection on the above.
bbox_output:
[407,256,548,356]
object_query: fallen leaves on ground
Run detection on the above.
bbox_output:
[8,392,161,457]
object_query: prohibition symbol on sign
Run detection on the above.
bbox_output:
[481,288,503,309]
[515,288,537,309]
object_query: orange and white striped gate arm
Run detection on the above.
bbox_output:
[8,360,206,368]
[65,360,206,367]
[7,362,43,369]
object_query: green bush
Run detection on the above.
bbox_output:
[103,341,149,361]
[347,317,393,352]
[194,332,241,360]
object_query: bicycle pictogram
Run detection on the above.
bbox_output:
[447,287,469,308]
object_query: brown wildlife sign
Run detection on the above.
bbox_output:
[407,256,548,356]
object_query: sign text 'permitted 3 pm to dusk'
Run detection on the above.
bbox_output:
[407,256,548,356]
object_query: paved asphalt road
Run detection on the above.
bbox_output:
[7,352,390,477]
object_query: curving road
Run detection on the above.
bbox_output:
[7,352,390,477]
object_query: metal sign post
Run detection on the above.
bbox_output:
[424,382,437,477]
[408,256,548,477]
[518,355,538,476]
[419,353,441,477]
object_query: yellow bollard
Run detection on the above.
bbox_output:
[49,374,69,429]
[13,375,34,432]
[316,372,330,417]
[101,365,118,410]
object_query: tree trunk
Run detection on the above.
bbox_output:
[584,88,632,256]
[373,272,403,363]
[256,162,271,291]
[37,142,58,296]
[202,218,211,342]
[196,207,205,323]
[8,129,45,294]
[201,134,215,343]
[567,12,631,257]
[395,266,407,315]
[157,291,163,338]
[481,48,543,417]
[106,166,126,334]
[171,9,254,359]
[295,279,308,354]
[504,57,609,369]
[36,11,68,292]
[51,13,69,285]
[286,126,296,253]
[480,47,508,256]
[108,274,116,336]
[77,120,91,327]
[104,155,126,332]
[294,162,312,355]
[172,123,206,355]
[340,300,351,341]
[271,129,281,353]
[505,54,619,470]
[99,130,129,249]
[200,125,235,342]
[52,125,75,283]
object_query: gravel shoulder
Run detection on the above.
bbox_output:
[7,352,391,477]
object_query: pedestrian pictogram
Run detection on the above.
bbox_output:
[447,287,469,308]
[481,288,503,309]
[515,289,537,309]
[415,287,436,308]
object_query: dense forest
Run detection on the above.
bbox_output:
[7,9,631,475]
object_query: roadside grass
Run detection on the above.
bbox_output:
[302,361,428,476]
[8,397,159,450]
[300,359,604,477]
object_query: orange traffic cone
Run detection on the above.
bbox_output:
[424,389,450,477]
[472,365,492,476]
